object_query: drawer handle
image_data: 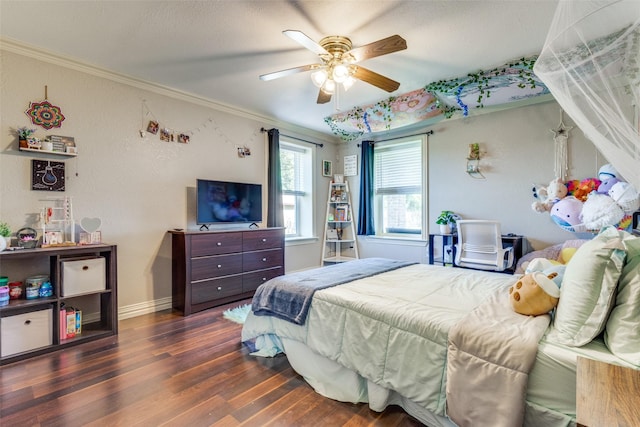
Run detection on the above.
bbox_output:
[262,277,267,282]
[82,266,89,271]
[217,286,222,291]
[217,264,222,268]
[262,257,267,262]
[262,238,267,242]
[217,242,222,246]
[24,320,31,325]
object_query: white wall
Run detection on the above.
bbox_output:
[0,49,336,318]
[338,100,605,261]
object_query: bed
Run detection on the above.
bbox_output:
[241,228,640,427]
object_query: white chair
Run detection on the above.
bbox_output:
[454,220,514,272]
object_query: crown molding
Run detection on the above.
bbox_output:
[0,37,338,144]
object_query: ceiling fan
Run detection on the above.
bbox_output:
[259,30,407,104]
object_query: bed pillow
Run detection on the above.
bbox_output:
[547,226,626,346]
[604,236,640,365]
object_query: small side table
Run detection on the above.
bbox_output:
[576,356,640,427]
[428,233,457,266]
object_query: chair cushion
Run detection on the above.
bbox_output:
[546,226,626,347]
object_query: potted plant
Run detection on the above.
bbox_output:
[0,221,10,251]
[436,210,456,234]
[17,127,36,149]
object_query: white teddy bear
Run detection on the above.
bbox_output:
[532,178,568,213]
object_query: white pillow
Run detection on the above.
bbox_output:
[604,235,640,364]
[547,226,626,346]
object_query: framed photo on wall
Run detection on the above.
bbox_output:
[344,154,357,176]
[322,160,332,177]
[32,160,65,191]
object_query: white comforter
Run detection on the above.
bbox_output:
[242,264,519,416]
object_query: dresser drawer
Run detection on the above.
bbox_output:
[1,308,53,357]
[243,229,284,252]
[191,276,243,305]
[191,232,242,257]
[243,249,283,272]
[243,267,283,294]
[191,253,243,281]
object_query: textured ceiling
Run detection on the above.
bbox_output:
[0,0,563,137]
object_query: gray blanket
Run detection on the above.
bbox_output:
[251,257,416,325]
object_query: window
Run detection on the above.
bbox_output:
[280,140,314,239]
[373,137,425,238]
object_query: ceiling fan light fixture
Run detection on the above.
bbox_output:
[332,63,350,83]
[342,76,356,91]
[322,79,336,94]
[311,69,328,87]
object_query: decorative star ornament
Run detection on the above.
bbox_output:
[550,117,574,139]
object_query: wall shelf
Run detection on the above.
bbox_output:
[19,147,77,157]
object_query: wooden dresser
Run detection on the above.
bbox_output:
[170,228,284,315]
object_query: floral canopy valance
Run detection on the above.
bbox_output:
[325,55,551,141]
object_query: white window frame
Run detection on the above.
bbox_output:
[373,136,427,240]
[280,140,314,240]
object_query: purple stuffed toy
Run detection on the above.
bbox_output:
[550,196,584,232]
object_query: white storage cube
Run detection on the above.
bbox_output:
[62,257,106,297]
[1,308,53,357]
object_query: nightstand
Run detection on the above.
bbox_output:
[576,356,640,427]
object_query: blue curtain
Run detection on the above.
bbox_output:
[267,128,284,228]
[357,140,375,235]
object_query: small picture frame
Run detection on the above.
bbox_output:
[147,120,159,135]
[326,229,338,240]
[322,160,332,177]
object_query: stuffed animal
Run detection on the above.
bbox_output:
[509,272,561,316]
[598,163,619,182]
[597,177,619,194]
[608,181,640,214]
[531,178,568,213]
[572,178,601,202]
[524,258,566,286]
[581,192,625,231]
[550,196,584,232]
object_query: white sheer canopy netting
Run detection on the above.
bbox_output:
[534,0,640,190]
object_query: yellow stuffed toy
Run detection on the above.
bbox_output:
[509,272,561,316]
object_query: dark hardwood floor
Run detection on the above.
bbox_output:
[1,299,423,426]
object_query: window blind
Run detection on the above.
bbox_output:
[374,140,422,195]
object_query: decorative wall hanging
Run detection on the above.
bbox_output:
[25,86,66,129]
[32,160,65,191]
[322,160,332,177]
[550,110,574,182]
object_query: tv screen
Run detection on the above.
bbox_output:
[196,179,262,224]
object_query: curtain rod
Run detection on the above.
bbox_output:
[357,129,434,147]
[260,127,324,148]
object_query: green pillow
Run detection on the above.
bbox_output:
[604,235,640,365]
[547,226,626,346]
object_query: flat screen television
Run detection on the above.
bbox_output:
[196,179,262,225]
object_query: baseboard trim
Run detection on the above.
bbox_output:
[118,297,173,320]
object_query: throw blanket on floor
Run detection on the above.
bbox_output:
[252,257,416,325]
[446,287,551,427]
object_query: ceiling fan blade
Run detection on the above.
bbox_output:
[317,89,332,104]
[352,66,400,92]
[347,35,407,63]
[259,64,320,81]
[283,30,329,56]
